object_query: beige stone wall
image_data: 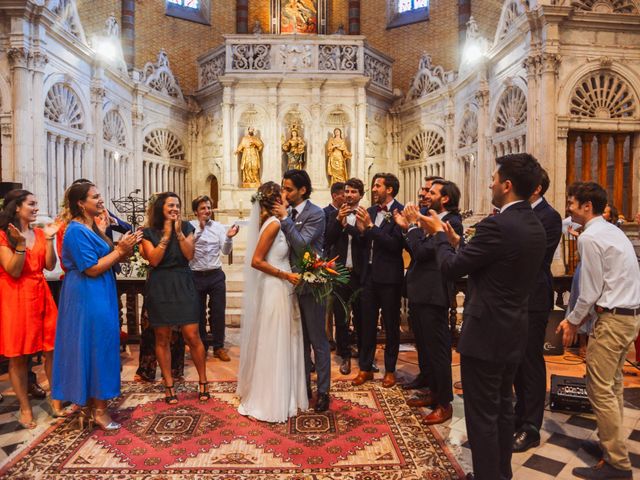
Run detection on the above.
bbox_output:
[77,0,121,40]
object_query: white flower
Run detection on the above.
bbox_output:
[303,272,318,283]
[318,276,328,283]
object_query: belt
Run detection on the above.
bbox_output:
[595,306,638,316]
[192,268,221,277]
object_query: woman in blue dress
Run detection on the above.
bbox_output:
[52,182,141,430]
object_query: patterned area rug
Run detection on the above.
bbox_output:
[1,381,465,479]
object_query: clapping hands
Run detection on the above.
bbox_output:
[116,230,143,258]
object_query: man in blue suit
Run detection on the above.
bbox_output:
[273,169,331,412]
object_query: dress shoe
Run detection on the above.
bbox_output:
[28,381,47,399]
[351,371,373,386]
[371,362,379,373]
[339,357,351,375]
[512,428,540,453]
[402,376,428,390]
[406,391,435,408]
[315,393,330,412]
[350,348,359,359]
[382,372,396,388]
[580,439,604,459]
[465,474,474,480]
[213,348,230,362]
[423,404,453,425]
[0,392,3,402]
[572,460,632,479]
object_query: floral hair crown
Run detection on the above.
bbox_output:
[250,191,264,204]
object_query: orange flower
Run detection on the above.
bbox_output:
[326,267,339,275]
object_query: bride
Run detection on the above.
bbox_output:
[236,181,309,422]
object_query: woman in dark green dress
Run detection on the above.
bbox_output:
[140,192,209,403]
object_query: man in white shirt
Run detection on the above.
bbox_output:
[557,182,640,480]
[190,195,239,362]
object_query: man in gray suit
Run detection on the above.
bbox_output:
[272,169,331,412]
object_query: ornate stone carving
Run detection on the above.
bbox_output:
[143,129,185,161]
[318,45,358,71]
[7,48,30,69]
[570,71,637,118]
[522,55,540,78]
[45,83,85,130]
[458,109,478,148]
[364,52,391,90]
[103,110,126,147]
[199,51,226,89]
[46,0,87,44]
[406,54,449,101]
[494,86,527,132]
[496,0,525,42]
[404,130,445,162]
[540,53,562,74]
[279,44,313,71]
[231,44,271,71]
[475,89,490,107]
[141,50,184,100]
[31,51,49,71]
[571,0,639,14]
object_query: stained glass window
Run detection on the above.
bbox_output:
[398,0,428,13]
[167,0,199,9]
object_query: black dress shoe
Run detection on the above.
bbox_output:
[339,357,351,375]
[512,428,540,453]
[0,392,3,402]
[28,382,47,399]
[315,393,330,412]
[402,376,427,390]
[465,473,474,480]
[573,460,632,479]
[580,440,604,459]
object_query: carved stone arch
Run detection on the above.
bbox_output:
[493,85,527,133]
[43,74,92,132]
[237,104,268,139]
[103,109,128,147]
[44,82,86,131]
[278,103,313,128]
[46,0,88,45]
[143,128,186,162]
[322,105,354,127]
[141,50,184,100]
[458,107,479,149]
[405,54,450,101]
[404,130,446,162]
[569,70,638,119]
[571,0,639,13]
[493,0,528,44]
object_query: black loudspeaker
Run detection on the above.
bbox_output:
[0,182,23,199]
[549,374,592,413]
[543,310,565,356]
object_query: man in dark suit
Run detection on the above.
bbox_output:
[325,178,365,375]
[352,173,404,388]
[419,154,546,480]
[513,168,562,452]
[273,169,331,412]
[323,182,345,239]
[395,179,465,424]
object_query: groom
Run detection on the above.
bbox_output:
[273,169,331,412]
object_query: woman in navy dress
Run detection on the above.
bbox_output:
[52,182,141,430]
[140,192,209,404]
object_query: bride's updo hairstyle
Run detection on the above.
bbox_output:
[252,181,282,226]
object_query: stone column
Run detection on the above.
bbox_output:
[131,89,144,197]
[523,54,539,158]
[56,136,65,203]
[91,71,106,185]
[354,78,368,182]
[539,53,561,171]
[220,79,235,187]
[348,0,361,35]
[236,0,249,34]
[31,51,49,215]
[121,0,135,71]
[475,88,490,214]
[47,133,56,216]
[8,47,32,185]
[444,112,456,183]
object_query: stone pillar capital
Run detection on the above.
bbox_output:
[7,47,31,69]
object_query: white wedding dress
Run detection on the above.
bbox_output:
[236,214,309,422]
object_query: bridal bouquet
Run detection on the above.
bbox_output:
[295,248,351,306]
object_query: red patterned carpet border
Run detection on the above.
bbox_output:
[0,381,465,479]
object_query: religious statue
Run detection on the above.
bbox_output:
[235,127,263,188]
[282,125,306,170]
[281,0,318,34]
[326,128,351,185]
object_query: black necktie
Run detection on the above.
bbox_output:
[291,209,298,221]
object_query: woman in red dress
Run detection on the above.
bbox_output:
[0,189,63,428]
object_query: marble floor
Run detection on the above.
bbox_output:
[1,330,640,479]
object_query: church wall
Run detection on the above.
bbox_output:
[471,0,502,41]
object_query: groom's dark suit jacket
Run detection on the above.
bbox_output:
[280,200,326,271]
[433,201,546,364]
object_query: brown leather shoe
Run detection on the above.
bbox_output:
[382,372,396,388]
[406,392,436,408]
[351,371,374,386]
[423,404,453,425]
[213,348,230,362]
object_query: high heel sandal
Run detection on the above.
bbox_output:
[164,384,178,404]
[92,408,121,431]
[17,409,37,430]
[47,398,69,419]
[198,382,210,402]
[77,407,93,430]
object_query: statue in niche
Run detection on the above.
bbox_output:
[235,127,263,188]
[326,127,351,185]
[282,125,306,170]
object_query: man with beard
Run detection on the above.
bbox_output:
[419,154,546,480]
[395,179,464,424]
